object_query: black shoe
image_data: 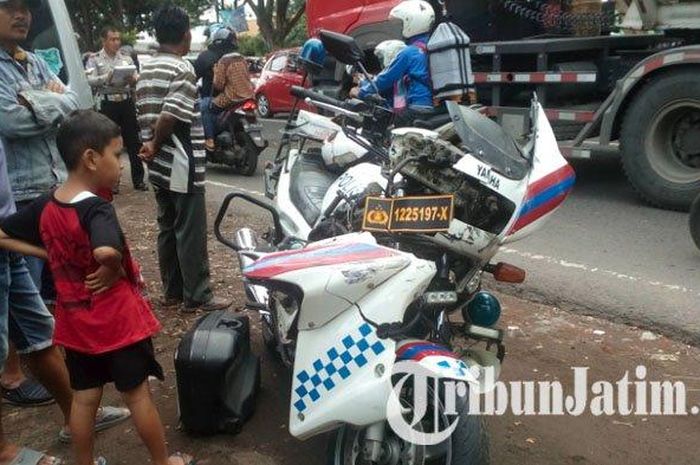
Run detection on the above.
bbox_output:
[134,183,149,191]
[183,297,232,313]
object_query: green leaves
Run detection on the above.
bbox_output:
[66,0,211,51]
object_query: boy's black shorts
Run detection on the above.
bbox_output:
[65,338,164,393]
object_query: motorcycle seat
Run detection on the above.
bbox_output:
[290,151,338,226]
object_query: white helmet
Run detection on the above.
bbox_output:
[389,0,435,39]
[374,40,407,68]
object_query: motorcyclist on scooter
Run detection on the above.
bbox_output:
[195,26,239,151]
[350,0,435,127]
[373,40,408,111]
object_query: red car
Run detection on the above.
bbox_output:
[254,48,314,118]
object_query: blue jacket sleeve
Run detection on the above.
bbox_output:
[359,49,411,98]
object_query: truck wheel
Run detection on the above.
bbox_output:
[690,194,700,250]
[620,69,700,211]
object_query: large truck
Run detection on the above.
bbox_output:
[307,0,700,211]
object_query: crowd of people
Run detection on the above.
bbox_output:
[0,0,440,462]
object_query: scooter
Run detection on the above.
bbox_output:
[207,98,268,176]
[214,31,575,464]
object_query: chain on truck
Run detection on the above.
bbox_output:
[307,0,700,211]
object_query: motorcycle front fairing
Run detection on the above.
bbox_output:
[242,233,438,440]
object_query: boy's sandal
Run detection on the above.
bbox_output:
[58,406,131,443]
[2,379,55,407]
[7,447,62,465]
[170,452,196,465]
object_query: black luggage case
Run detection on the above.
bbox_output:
[175,311,260,435]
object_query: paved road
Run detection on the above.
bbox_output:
[204,118,700,344]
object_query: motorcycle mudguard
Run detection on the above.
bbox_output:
[396,340,502,397]
[395,340,477,384]
[242,121,268,150]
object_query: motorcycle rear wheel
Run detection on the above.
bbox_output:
[239,134,259,176]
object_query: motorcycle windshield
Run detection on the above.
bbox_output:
[446,101,530,180]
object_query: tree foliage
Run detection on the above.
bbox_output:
[237,34,268,56]
[243,0,306,49]
[66,0,211,51]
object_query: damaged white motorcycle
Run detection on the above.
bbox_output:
[215,31,575,465]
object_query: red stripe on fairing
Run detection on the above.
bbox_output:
[525,164,575,199]
[245,249,395,279]
[411,349,461,361]
[511,192,567,233]
[396,342,460,361]
[395,341,427,357]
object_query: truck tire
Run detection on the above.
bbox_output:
[690,194,700,250]
[620,69,700,211]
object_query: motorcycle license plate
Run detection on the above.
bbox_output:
[362,195,454,233]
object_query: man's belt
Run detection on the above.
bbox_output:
[102,93,130,103]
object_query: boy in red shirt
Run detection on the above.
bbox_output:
[0,110,193,465]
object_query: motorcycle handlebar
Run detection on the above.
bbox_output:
[290,86,346,110]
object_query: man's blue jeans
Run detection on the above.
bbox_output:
[200,97,222,141]
[0,251,55,372]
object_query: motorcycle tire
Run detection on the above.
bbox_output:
[326,384,490,465]
[239,135,259,177]
[690,194,700,250]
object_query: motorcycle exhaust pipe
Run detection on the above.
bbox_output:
[234,228,258,251]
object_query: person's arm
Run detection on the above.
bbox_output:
[19,87,80,130]
[194,53,207,80]
[359,49,411,98]
[85,246,125,294]
[0,230,48,259]
[0,196,48,258]
[215,61,229,92]
[0,79,60,138]
[0,59,80,139]
[139,113,178,162]
[80,199,126,294]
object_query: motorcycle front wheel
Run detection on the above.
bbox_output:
[326,387,490,465]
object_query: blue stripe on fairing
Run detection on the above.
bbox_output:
[519,175,576,217]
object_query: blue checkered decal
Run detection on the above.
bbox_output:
[293,323,386,413]
[437,359,470,378]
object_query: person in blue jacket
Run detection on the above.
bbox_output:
[351,0,435,126]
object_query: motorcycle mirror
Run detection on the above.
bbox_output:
[319,30,364,66]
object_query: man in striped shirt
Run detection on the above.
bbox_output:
[136,5,229,312]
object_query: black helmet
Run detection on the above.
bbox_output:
[210,27,237,50]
